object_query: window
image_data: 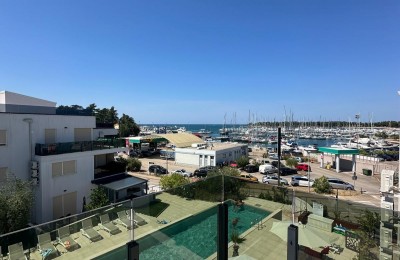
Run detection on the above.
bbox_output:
[0,167,7,182]
[0,130,6,146]
[52,160,77,177]
[45,129,56,144]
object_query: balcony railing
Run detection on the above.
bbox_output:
[0,175,395,260]
[35,139,125,156]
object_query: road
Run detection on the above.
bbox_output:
[128,155,383,207]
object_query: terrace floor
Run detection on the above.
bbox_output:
[23,195,358,260]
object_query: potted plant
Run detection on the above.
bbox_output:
[230,230,246,257]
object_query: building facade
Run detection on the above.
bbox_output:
[0,91,126,223]
[174,142,248,167]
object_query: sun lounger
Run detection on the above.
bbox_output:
[57,226,80,251]
[99,214,121,236]
[80,218,102,242]
[115,210,135,230]
[7,243,27,260]
[37,232,59,259]
[132,212,148,226]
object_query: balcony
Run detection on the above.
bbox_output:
[0,175,394,260]
[35,139,125,156]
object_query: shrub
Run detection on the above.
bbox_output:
[285,158,298,168]
[236,156,250,169]
[160,173,190,190]
[312,176,332,194]
[126,158,142,172]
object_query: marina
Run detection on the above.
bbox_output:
[139,123,400,153]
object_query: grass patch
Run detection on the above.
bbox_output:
[134,200,170,218]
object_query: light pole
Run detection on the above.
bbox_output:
[398,91,400,175]
[355,114,360,149]
[308,151,311,193]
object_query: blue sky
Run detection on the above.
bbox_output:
[0,0,399,124]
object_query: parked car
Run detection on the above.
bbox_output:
[258,164,278,174]
[262,175,289,185]
[244,164,258,173]
[327,178,354,190]
[290,175,314,187]
[172,169,193,177]
[229,161,238,168]
[280,167,298,176]
[193,166,216,177]
[296,163,311,171]
[148,165,168,175]
[269,154,279,160]
[294,157,303,163]
[238,173,258,183]
[271,161,282,168]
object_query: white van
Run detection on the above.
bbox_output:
[258,164,278,174]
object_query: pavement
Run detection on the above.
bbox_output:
[128,152,386,207]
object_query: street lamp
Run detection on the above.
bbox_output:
[355,114,360,149]
[308,151,311,193]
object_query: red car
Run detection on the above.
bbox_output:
[296,163,311,171]
[229,161,238,168]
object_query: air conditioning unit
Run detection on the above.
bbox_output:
[380,227,392,249]
[31,169,39,178]
[30,161,39,169]
[381,201,393,222]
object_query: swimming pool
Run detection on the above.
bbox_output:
[94,202,270,260]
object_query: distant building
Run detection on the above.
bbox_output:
[174,142,248,167]
[0,91,129,223]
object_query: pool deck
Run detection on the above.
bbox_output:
[25,194,357,260]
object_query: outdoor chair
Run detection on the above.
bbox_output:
[114,210,135,230]
[132,212,148,226]
[57,226,80,251]
[99,214,121,236]
[37,232,59,259]
[7,243,27,260]
[80,218,102,242]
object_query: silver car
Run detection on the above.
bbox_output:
[262,175,289,185]
[327,178,354,190]
[172,169,192,177]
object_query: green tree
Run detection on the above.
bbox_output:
[126,158,142,172]
[160,173,190,190]
[236,156,250,169]
[86,187,109,211]
[312,176,332,194]
[208,166,241,177]
[285,158,298,168]
[119,114,140,137]
[356,209,380,238]
[0,179,34,234]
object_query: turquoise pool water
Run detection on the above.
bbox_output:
[94,203,270,260]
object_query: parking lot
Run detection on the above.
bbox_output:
[126,151,385,206]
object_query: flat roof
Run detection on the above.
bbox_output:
[318,147,359,155]
[101,176,148,191]
[92,173,148,191]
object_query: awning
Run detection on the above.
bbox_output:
[127,135,167,144]
[92,173,148,191]
[318,147,359,155]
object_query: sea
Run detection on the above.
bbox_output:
[141,124,337,148]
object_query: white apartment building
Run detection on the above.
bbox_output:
[0,91,127,223]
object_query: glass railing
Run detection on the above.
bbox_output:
[0,175,397,260]
[35,139,125,156]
